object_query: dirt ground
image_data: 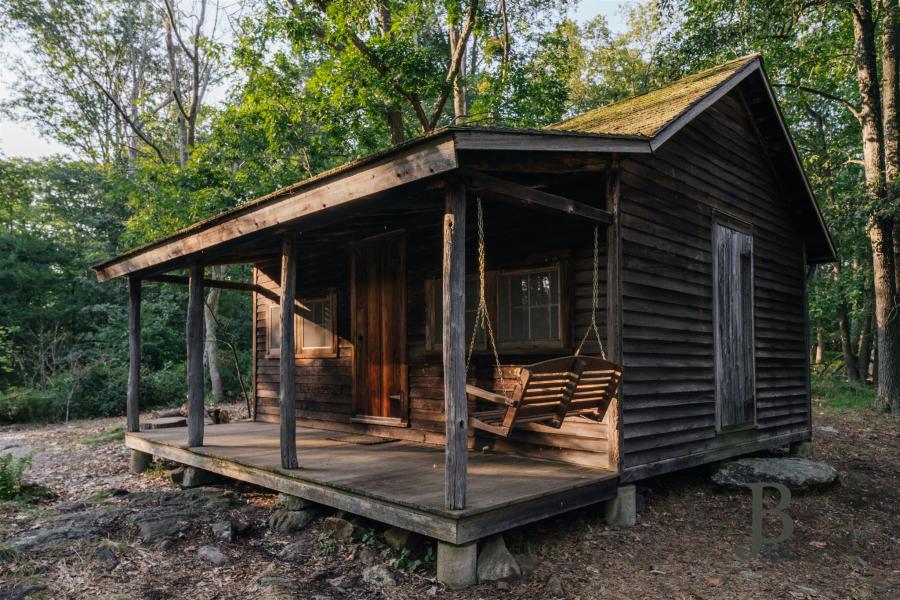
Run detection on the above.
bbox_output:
[0,401,897,600]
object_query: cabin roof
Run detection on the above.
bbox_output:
[93,54,835,281]
[548,55,760,139]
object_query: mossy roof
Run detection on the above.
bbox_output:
[548,54,760,139]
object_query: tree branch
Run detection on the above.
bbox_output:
[427,0,478,131]
[164,0,197,62]
[87,76,167,164]
[773,84,860,119]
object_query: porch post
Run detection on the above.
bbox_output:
[279,232,299,469]
[187,263,205,447]
[443,180,467,510]
[605,156,624,471]
[127,277,141,433]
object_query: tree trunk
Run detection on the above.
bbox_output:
[870,217,900,411]
[835,266,860,380]
[164,12,188,167]
[449,26,467,123]
[853,0,900,411]
[814,328,825,364]
[858,303,874,381]
[204,265,224,406]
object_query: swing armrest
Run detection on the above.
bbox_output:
[467,385,517,407]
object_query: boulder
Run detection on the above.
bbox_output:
[198,545,228,566]
[477,535,521,582]
[362,564,396,588]
[712,458,838,492]
[268,509,318,533]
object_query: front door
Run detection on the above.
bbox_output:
[352,231,408,425]
[713,221,756,430]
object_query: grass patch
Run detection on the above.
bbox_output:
[0,544,17,562]
[811,372,876,411]
[0,453,31,500]
[81,427,125,446]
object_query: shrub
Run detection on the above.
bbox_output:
[0,453,31,500]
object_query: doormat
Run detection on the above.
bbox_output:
[327,434,398,445]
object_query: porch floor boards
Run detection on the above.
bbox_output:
[126,421,619,544]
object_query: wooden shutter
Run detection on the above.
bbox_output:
[713,223,755,430]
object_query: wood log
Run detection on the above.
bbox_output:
[127,277,141,433]
[443,181,467,510]
[605,157,624,472]
[280,233,299,469]
[187,263,205,447]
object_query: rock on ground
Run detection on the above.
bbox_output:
[268,509,318,533]
[277,540,312,561]
[477,535,521,582]
[322,516,362,543]
[198,545,228,566]
[712,458,838,492]
[362,564,396,588]
[383,526,413,550]
[276,493,315,511]
[545,574,564,597]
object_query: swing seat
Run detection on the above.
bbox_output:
[467,356,624,438]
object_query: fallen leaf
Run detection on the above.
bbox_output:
[707,577,722,587]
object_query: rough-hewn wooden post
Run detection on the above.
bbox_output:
[605,157,624,472]
[187,263,205,447]
[443,181,467,510]
[127,277,141,433]
[280,233,299,469]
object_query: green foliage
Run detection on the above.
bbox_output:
[362,528,376,546]
[0,453,31,500]
[812,372,876,412]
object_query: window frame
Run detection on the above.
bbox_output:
[424,261,569,355]
[495,264,568,352]
[265,288,339,359]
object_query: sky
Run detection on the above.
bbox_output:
[0,1,632,160]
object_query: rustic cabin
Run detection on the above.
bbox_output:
[93,54,835,587]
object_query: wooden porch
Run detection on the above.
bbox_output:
[126,421,619,545]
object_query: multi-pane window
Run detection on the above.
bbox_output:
[498,268,561,345]
[425,263,565,352]
[266,289,338,358]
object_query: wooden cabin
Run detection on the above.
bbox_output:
[93,54,834,585]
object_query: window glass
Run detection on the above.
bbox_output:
[499,269,560,343]
[268,305,282,353]
[302,297,333,349]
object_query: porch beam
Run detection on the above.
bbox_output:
[127,277,141,433]
[187,263,205,447]
[605,157,624,472]
[460,169,613,224]
[443,180,467,510]
[279,233,299,469]
[145,274,287,306]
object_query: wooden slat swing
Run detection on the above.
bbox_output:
[463,201,624,438]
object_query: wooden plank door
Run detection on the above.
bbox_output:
[713,222,755,430]
[352,231,408,425]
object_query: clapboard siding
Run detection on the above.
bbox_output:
[619,89,810,471]
[252,196,612,468]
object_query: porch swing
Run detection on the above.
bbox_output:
[464,199,624,439]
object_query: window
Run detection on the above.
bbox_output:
[424,263,566,353]
[498,267,563,348]
[266,289,338,358]
[266,305,283,356]
[298,291,338,357]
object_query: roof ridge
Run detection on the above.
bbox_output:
[547,53,761,137]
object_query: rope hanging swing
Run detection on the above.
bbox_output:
[463,198,624,438]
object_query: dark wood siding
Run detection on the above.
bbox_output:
[619,89,810,472]
[252,195,612,468]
